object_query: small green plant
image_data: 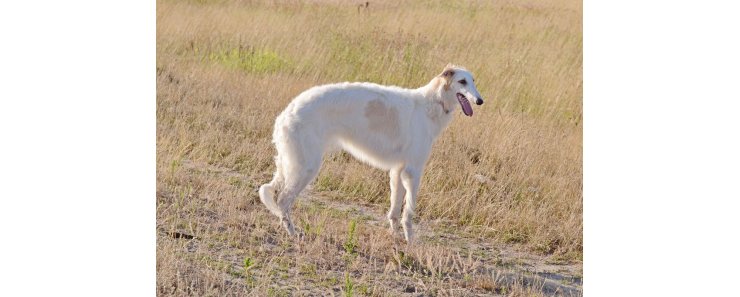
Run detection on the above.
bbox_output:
[395,251,415,270]
[244,257,254,273]
[241,257,258,286]
[299,263,318,278]
[343,219,358,255]
[344,272,355,297]
[169,158,180,176]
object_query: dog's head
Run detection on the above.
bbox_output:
[439,64,484,117]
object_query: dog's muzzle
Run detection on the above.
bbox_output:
[475,97,484,105]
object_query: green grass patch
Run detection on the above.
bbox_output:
[208,47,291,74]
[316,174,343,192]
[501,228,531,244]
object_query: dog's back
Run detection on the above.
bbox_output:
[274,82,421,170]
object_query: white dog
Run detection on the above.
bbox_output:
[259,64,484,242]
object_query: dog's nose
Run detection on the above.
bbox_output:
[475,97,484,105]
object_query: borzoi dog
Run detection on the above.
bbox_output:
[259,64,484,243]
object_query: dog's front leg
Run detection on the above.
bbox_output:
[400,166,421,243]
[387,167,405,234]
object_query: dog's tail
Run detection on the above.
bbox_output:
[259,157,284,217]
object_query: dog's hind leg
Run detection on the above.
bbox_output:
[275,135,323,237]
[275,174,314,237]
[387,167,405,235]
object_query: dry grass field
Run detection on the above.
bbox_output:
[157,0,582,295]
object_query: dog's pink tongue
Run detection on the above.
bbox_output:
[457,94,473,116]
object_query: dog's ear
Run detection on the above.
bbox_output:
[440,65,456,90]
[440,64,456,77]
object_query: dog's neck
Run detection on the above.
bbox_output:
[419,77,455,136]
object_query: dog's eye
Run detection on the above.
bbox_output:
[458,79,467,85]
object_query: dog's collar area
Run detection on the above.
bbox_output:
[436,100,450,114]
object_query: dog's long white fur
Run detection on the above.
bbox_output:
[259,65,483,242]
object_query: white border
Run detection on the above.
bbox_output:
[0,1,155,296]
[585,0,740,295]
